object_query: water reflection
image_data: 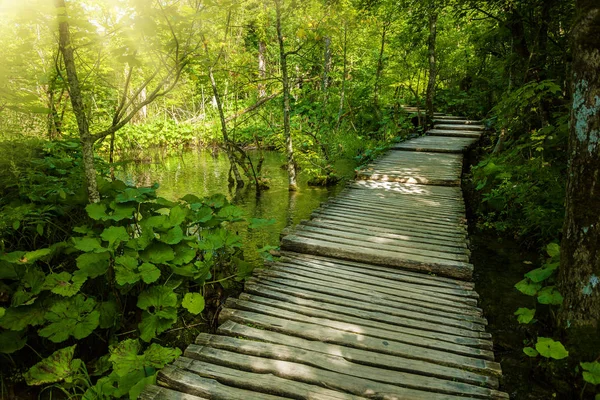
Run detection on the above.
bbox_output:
[118,149,353,267]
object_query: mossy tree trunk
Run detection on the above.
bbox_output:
[557,0,600,355]
[425,10,438,128]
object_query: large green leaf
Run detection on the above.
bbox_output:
[101,226,130,249]
[581,361,600,385]
[525,266,556,283]
[161,226,184,245]
[138,263,160,284]
[535,337,569,360]
[76,251,110,278]
[24,345,81,385]
[86,203,108,220]
[0,303,46,331]
[109,339,180,377]
[38,295,99,342]
[515,279,542,296]
[115,255,140,285]
[514,307,535,324]
[44,271,87,297]
[72,237,104,253]
[182,293,205,315]
[0,329,26,353]
[537,286,563,305]
[546,243,560,258]
[98,299,119,329]
[11,267,45,306]
[169,205,188,226]
[523,347,539,357]
[137,286,178,342]
[140,242,175,264]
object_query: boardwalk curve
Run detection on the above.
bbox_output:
[141,116,509,400]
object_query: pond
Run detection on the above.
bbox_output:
[118,149,356,267]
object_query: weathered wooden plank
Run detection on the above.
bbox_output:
[157,365,287,400]
[434,123,484,131]
[218,309,501,376]
[392,137,479,153]
[355,171,460,186]
[274,257,477,303]
[297,222,470,255]
[289,228,471,263]
[334,193,466,213]
[312,209,468,236]
[217,321,499,388]
[246,276,488,336]
[140,385,208,400]
[348,181,465,200]
[427,129,482,138]
[189,337,507,399]
[433,119,481,124]
[279,253,476,292]
[232,293,490,358]
[280,252,476,290]
[281,235,474,280]
[243,282,491,348]
[172,358,363,400]
[247,271,484,322]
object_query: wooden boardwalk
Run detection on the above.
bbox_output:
[142,116,509,399]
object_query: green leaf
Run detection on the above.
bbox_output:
[169,206,188,226]
[535,337,569,360]
[0,330,26,353]
[138,263,161,284]
[523,347,539,357]
[107,204,136,221]
[514,307,536,324]
[128,373,156,400]
[515,279,542,296]
[44,271,87,297]
[161,226,184,245]
[138,312,176,342]
[581,361,600,385]
[217,205,244,220]
[76,251,110,278]
[22,248,52,263]
[0,308,4,319]
[0,304,46,331]
[38,295,99,343]
[182,293,205,315]
[172,243,196,265]
[86,203,108,220]
[137,287,178,342]
[24,345,80,385]
[537,286,563,305]
[12,268,45,306]
[546,243,560,258]
[109,339,142,376]
[525,266,556,283]
[73,237,104,253]
[140,242,175,264]
[101,226,130,249]
[115,255,141,286]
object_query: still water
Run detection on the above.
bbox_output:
[118,149,355,266]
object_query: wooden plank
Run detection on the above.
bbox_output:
[433,119,481,125]
[140,385,208,400]
[172,358,363,400]
[243,282,491,348]
[281,235,474,280]
[190,336,508,399]
[184,344,481,400]
[289,228,471,263]
[274,257,477,303]
[334,193,466,213]
[355,171,460,186]
[157,365,287,400]
[323,198,466,220]
[218,309,501,376]
[251,269,483,320]
[218,321,499,389]
[232,293,490,357]
[279,253,476,292]
[312,209,468,235]
[280,252,476,290]
[427,129,482,138]
[434,123,484,131]
[297,222,470,255]
[245,276,486,331]
[348,181,465,200]
[391,137,479,153]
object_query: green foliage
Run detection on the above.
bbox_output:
[0,141,270,397]
[581,362,600,385]
[535,337,569,360]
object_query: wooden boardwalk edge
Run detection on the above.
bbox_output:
[143,113,509,399]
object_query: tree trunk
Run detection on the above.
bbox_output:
[557,0,600,356]
[258,40,267,99]
[373,22,389,108]
[275,0,297,191]
[425,11,438,128]
[55,0,100,203]
[322,36,332,104]
[336,24,348,128]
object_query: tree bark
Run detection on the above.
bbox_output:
[322,36,332,105]
[557,0,600,355]
[275,0,297,191]
[55,0,100,203]
[425,11,438,128]
[258,40,267,99]
[373,21,389,108]
[336,24,348,128]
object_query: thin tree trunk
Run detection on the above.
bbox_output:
[55,0,100,203]
[373,22,389,108]
[557,0,600,353]
[425,11,438,128]
[275,0,297,191]
[322,36,332,104]
[258,40,267,99]
[337,24,348,128]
